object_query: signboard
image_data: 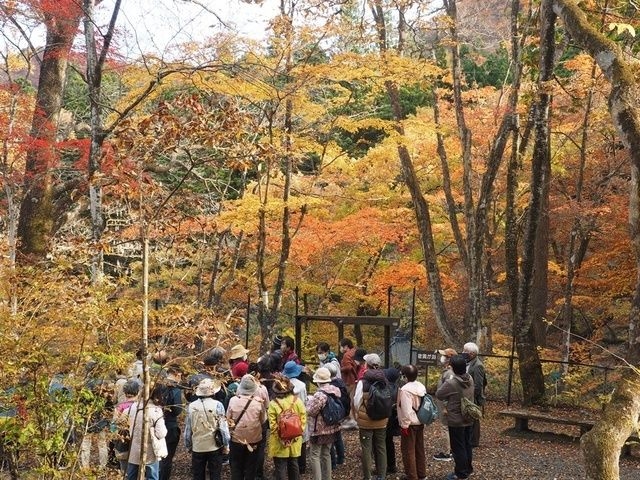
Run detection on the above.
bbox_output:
[416,351,438,367]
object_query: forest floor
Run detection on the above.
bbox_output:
[164,400,640,480]
[8,401,638,479]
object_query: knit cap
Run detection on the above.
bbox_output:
[237,374,258,396]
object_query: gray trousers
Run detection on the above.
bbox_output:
[309,442,332,480]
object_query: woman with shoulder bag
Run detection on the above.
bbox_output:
[226,374,266,480]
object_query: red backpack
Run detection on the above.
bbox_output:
[274,398,303,441]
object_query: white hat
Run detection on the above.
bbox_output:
[195,378,221,397]
[363,353,381,367]
[312,367,332,384]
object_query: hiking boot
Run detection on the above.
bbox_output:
[433,452,453,461]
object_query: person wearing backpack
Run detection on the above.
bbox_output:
[383,367,402,475]
[397,364,427,480]
[268,375,307,480]
[435,355,475,480]
[184,378,230,480]
[226,374,266,480]
[353,353,390,480]
[282,360,309,474]
[324,362,348,469]
[433,348,457,462]
[462,342,486,448]
[305,367,342,480]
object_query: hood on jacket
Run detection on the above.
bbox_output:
[401,380,426,397]
[454,373,473,388]
[318,383,341,397]
[363,368,387,384]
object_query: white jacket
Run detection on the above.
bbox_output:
[127,401,167,465]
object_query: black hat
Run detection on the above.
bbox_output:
[272,335,283,349]
[353,348,367,362]
[450,354,467,375]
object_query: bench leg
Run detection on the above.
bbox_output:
[514,418,529,432]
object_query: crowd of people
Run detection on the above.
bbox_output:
[78,336,487,480]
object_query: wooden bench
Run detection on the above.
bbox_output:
[500,409,595,435]
[500,409,639,455]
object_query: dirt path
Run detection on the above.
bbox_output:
[159,401,639,480]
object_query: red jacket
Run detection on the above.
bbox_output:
[340,347,358,386]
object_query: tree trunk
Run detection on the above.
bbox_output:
[504,0,526,327]
[531,185,549,347]
[369,0,457,346]
[17,7,82,262]
[581,374,640,480]
[443,0,478,340]
[433,91,468,273]
[385,81,456,347]
[515,0,558,405]
[84,0,121,283]
[256,1,304,352]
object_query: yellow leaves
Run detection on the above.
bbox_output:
[335,116,394,135]
[5,52,30,73]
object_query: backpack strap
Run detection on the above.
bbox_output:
[411,393,423,413]
[274,396,294,412]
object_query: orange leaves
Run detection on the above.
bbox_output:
[290,206,414,268]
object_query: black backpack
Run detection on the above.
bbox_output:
[331,380,351,418]
[365,380,393,420]
[318,391,347,426]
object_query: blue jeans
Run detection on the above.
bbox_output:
[126,461,160,480]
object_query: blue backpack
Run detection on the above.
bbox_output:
[415,394,439,425]
[319,390,347,426]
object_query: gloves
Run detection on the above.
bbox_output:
[401,427,410,437]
